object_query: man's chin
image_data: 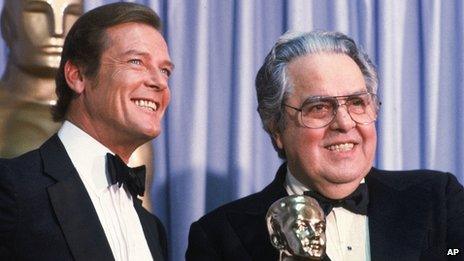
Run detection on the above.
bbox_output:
[140,128,161,141]
[324,162,370,180]
[326,173,363,184]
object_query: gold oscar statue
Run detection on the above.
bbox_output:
[0,0,154,210]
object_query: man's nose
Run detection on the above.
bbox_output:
[146,70,168,91]
[329,105,356,131]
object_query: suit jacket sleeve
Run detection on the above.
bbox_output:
[0,162,17,258]
[445,173,464,249]
[155,214,168,259]
[186,221,222,261]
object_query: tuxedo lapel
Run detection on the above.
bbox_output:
[133,199,165,260]
[227,210,277,260]
[366,169,431,261]
[41,135,114,261]
[227,163,288,260]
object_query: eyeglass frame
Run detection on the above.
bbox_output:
[283,92,381,129]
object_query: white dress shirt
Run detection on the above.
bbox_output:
[284,168,371,261]
[58,121,152,261]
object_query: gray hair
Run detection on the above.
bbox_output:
[255,30,378,158]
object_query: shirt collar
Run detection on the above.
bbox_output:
[284,165,366,196]
[285,166,309,196]
[58,121,113,192]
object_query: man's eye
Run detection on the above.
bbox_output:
[129,59,142,65]
[313,104,328,111]
[305,103,331,113]
[161,68,171,77]
[349,97,366,107]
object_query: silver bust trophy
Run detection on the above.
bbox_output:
[266,195,326,260]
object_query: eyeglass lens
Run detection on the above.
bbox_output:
[300,93,379,128]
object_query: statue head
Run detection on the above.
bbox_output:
[1,0,83,76]
[266,195,326,260]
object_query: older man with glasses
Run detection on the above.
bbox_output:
[186,30,464,261]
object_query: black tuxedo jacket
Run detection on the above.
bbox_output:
[186,163,464,261]
[0,135,167,260]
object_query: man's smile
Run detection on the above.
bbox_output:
[131,98,159,112]
[325,142,355,152]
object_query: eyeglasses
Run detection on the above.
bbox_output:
[283,92,381,129]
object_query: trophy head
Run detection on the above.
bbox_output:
[1,0,83,76]
[266,195,326,259]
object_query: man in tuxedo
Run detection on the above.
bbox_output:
[186,31,464,260]
[0,2,173,260]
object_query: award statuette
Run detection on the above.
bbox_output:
[0,0,84,157]
[266,195,326,260]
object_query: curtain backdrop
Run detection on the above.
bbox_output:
[0,0,462,260]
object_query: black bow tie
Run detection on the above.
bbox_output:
[304,183,369,215]
[106,153,146,197]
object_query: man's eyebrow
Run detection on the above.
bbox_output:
[120,49,174,69]
[120,49,150,57]
[306,89,369,98]
[350,90,370,95]
[164,61,175,70]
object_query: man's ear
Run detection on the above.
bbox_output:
[64,60,86,94]
[273,130,284,150]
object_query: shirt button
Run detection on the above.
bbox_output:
[347,246,352,251]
